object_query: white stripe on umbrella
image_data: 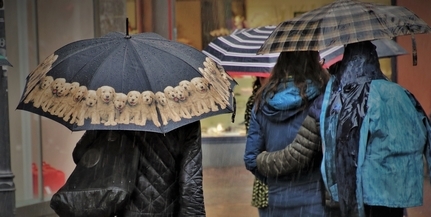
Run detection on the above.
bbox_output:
[320,45,344,59]
[204,45,279,58]
[203,51,276,67]
[203,26,407,77]
[203,26,279,76]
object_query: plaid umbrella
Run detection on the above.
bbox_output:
[320,38,408,68]
[203,26,407,77]
[257,0,431,65]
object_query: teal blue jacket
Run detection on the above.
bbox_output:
[320,77,431,217]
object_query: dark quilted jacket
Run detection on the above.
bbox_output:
[72,121,205,217]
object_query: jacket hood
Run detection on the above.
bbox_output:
[260,79,320,122]
[336,41,386,87]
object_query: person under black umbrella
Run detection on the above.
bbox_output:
[51,121,206,217]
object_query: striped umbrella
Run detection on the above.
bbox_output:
[203,26,407,77]
[203,26,278,77]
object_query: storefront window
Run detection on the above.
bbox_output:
[37,1,94,206]
[176,0,248,137]
[8,0,94,207]
[201,76,253,137]
[7,1,38,207]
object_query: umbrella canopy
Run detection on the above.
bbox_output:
[320,38,408,68]
[203,26,407,76]
[16,32,237,133]
[257,0,431,59]
[0,54,12,67]
[203,26,279,77]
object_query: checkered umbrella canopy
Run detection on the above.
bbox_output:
[203,25,407,77]
[257,0,431,55]
[320,38,407,68]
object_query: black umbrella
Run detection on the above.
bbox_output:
[16,32,237,133]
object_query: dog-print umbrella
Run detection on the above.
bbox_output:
[257,0,431,65]
[16,32,237,133]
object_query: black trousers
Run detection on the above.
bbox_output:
[364,205,404,217]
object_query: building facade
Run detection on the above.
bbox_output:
[3,0,431,216]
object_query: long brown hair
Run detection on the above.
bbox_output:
[254,51,329,112]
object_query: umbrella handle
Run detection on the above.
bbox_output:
[411,33,417,66]
[231,95,236,123]
[125,18,131,39]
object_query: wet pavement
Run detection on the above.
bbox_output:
[203,166,431,217]
[203,166,257,217]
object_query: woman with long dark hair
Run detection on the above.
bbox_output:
[244,51,330,216]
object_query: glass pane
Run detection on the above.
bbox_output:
[201,76,253,137]
[10,0,94,207]
[37,0,94,201]
[8,0,43,207]
[176,0,248,138]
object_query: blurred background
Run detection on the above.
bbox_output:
[3,0,431,216]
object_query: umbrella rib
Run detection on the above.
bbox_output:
[305,2,336,49]
[134,38,203,74]
[126,40,193,132]
[54,39,122,83]
[207,43,277,57]
[128,41,154,91]
[53,39,115,68]
[87,41,128,89]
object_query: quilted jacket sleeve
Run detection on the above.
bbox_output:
[256,114,321,177]
[178,121,206,217]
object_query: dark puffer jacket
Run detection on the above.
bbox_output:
[255,93,323,178]
[72,121,205,217]
[256,114,321,177]
[255,94,341,216]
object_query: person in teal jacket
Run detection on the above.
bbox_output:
[320,41,431,217]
